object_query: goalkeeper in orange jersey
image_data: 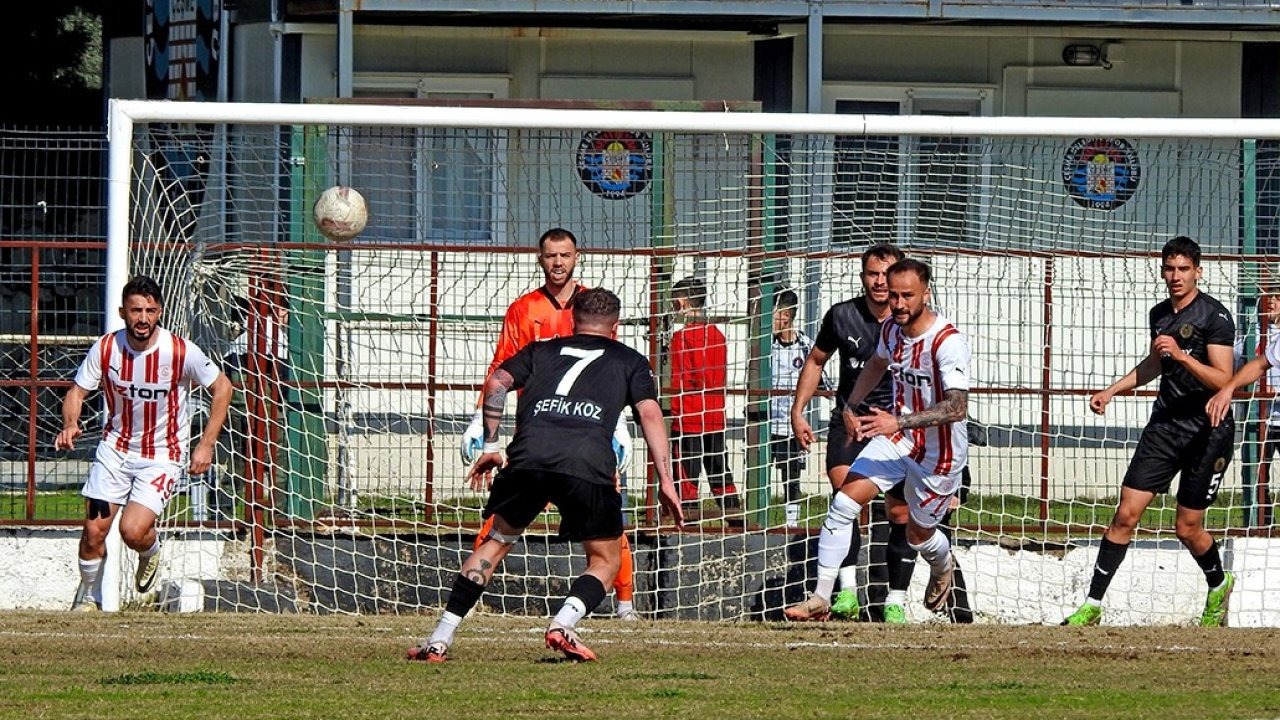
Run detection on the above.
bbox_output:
[458,227,641,621]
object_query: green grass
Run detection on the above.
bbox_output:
[0,612,1277,720]
[2,488,1257,540]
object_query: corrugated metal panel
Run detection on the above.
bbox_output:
[339,0,1280,26]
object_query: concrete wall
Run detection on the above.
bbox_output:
[5,527,1278,626]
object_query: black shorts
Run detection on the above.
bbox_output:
[1122,414,1235,511]
[770,434,806,470]
[825,417,872,472]
[482,468,623,542]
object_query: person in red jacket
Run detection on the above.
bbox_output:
[459,227,639,620]
[668,277,741,520]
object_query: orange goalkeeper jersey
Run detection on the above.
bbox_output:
[483,284,588,394]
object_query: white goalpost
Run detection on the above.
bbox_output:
[100,98,1280,625]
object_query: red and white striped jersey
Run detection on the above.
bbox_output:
[74,328,222,463]
[876,314,970,475]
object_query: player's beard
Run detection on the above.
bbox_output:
[128,322,155,344]
[892,305,923,327]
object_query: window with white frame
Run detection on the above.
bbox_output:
[822,85,992,248]
[352,74,510,244]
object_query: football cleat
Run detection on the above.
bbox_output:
[616,609,642,622]
[783,593,831,622]
[545,626,597,662]
[830,589,861,619]
[923,552,955,612]
[406,641,449,663]
[1200,572,1235,628]
[70,598,101,613]
[135,547,162,594]
[883,603,908,625]
[1060,603,1102,627]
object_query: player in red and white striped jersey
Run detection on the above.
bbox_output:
[786,259,970,621]
[55,276,233,611]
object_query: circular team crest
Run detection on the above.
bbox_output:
[1061,138,1141,210]
[1179,324,1194,339]
[576,131,653,200]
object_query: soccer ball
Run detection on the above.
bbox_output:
[313,186,368,240]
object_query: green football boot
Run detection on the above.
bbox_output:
[883,603,908,625]
[1200,572,1235,628]
[830,589,861,619]
[1060,603,1102,626]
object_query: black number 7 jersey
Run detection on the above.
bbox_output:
[499,334,658,485]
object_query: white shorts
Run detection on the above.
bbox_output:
[82,443,183,516]
[848,435,963,529]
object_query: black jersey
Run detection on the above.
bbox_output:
[1149,291,1236,420]
[813,296,894,413]
[499,334,658,485]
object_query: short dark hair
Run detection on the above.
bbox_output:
[862,243,905,269]
[573,287,621,325]
[774,288,798,312]
[538,227,578,250]
[672,277,708,309]
[122,275,164,307]
[1162,235,1201,266]
[887,258,932,287]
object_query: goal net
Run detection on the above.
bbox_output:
[104,99,1280,625]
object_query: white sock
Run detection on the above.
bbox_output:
[139,538,161,558]
[552,596,588,630]
[838,565,859,591]
[78,558,102,603]
[908,528,951,570]
[1083,598,1102,608]
[428,611,463,646]
[886,589,908,606]
[818,493,862,570]
[616,599,634,616]
[814,566,839,602]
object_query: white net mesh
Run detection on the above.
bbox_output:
[112,103,1280,625]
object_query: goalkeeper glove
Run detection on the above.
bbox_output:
[460,409,484,463]
[611,415,632,471]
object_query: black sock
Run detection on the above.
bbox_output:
[841,519,862,571]
[887,522,917,592]
[444,575,485,617]
[1193,540,1226,589]
[1087,537,1129,602]
[567,574,608,615]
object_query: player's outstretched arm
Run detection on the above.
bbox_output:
[634,398,683,530]
[1207,354,1271,427]
[790,346,831,450]
[1090,350,1161,415]
[54,384,89,451]
[190,373,233,475]
[468,368,514,490]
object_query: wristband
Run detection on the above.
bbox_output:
[483,442,501,454]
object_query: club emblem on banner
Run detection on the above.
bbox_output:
[576,131,653,200]
[1061,138,1141,211]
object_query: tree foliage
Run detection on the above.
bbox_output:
[2,1,105,125]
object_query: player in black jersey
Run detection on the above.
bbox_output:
[790,243,922,622]
[1063,236,1237,627]
[408,289,683,663]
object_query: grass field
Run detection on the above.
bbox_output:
[1,611,1278,720]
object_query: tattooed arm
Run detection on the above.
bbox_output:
[468,367,515,490]
[897,388,968,430]
[854,389,968,440]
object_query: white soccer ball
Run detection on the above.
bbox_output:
[313,185,368,240]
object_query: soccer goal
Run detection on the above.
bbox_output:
[102,98,1280,625]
